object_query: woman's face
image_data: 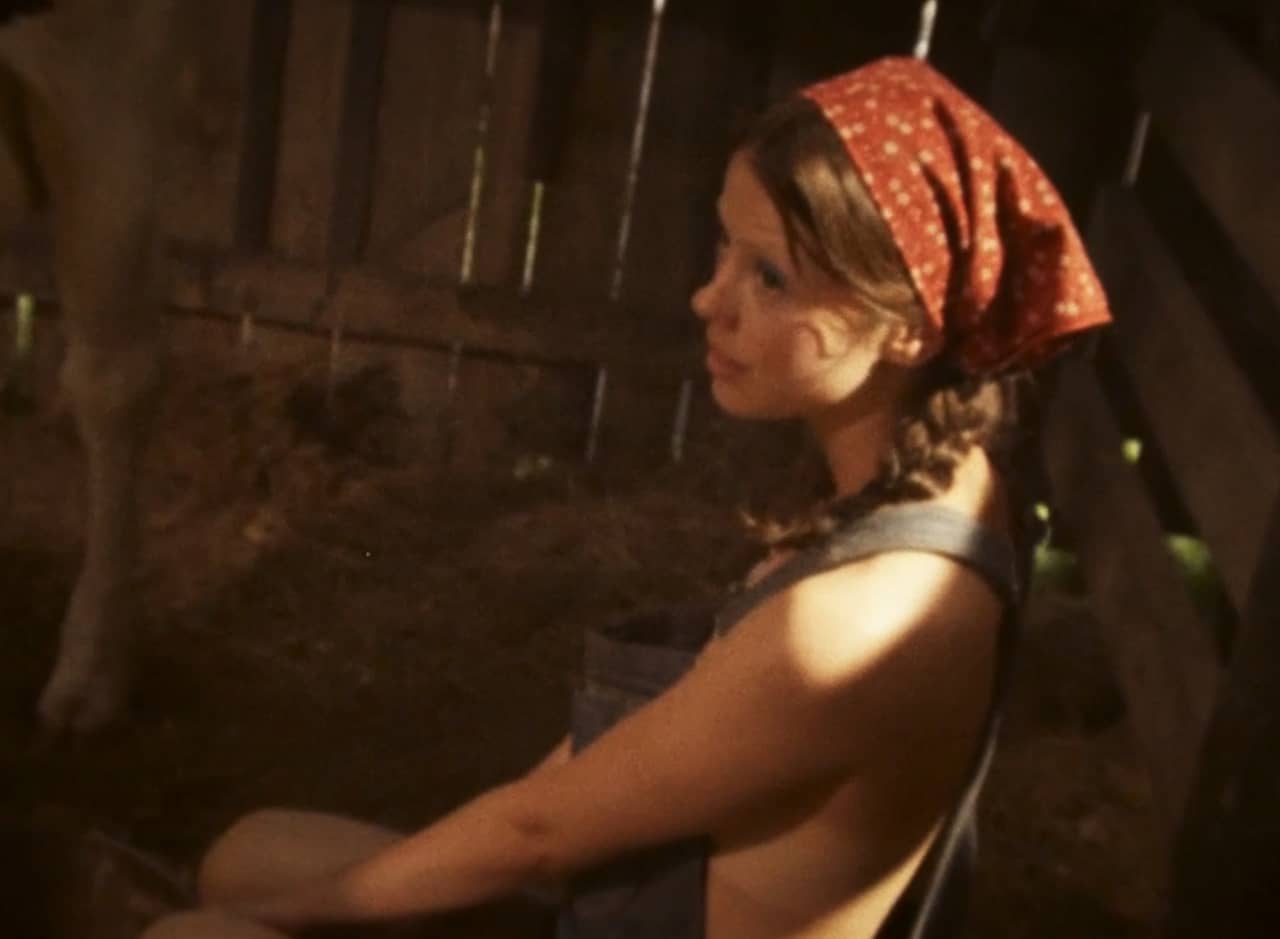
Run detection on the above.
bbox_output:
[691,153,905,421]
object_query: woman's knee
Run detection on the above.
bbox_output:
[141,909,289,939]
[197,808,302,904]
[197,808,400,905]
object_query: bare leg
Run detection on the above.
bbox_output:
[143,809,404,939]
[197,809,402,905]
[141,909,291,939]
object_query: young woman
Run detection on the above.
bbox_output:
[143,57,1109,939]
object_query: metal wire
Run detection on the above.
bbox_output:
[460,1,505,285]
[914,0,939,60]
[609,0,668,302]
[520,181,546,295]
[584,364,609,462]
[1123,110,1152,187]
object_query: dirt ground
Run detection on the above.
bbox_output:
[0,316,1163,937]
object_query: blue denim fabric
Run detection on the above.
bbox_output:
[556,607,712,939]
[557,505,1024,939]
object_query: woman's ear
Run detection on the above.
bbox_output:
[879,320,928,366]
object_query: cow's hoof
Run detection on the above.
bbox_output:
[37,667,128,734]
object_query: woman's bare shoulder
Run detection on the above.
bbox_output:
[743,541,1000,683]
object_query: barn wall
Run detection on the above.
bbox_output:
[3,1,1280,920]
[2,0,1028,361]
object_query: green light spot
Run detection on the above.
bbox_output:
[14,294,34,357]
[1122,438,1143,464]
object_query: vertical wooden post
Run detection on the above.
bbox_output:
[235,0,292,253]
[328,0,392,267]
[518,0,592,295]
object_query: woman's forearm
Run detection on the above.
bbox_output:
[237,781,556,930]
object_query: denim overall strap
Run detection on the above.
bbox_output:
[715,504,1020,637]
[560,505,1022,939]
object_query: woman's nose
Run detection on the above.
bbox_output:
[691,265,728,323]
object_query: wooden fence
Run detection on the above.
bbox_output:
[140,5,1280,928]
[1026,4,1280,933]
[0,0,964,371]
[0,0,976,463]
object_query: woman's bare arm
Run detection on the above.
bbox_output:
[232,552,998,930]
[528,735,571,777]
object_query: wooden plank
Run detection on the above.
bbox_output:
[327,0,391,267]
[233,0,291,253]
[620,0,772,317]
[468,0,547,288]
[363,1,489,281]
[160,0,257,251]
[1170,493,1280,935]
[1091,188,1280,613]
[1137,9,1280,313]
[522,0,591,196]
[1135,135,1280,424]
[269,0,353,262]
[1042,353,1219,838]
[530,0,649,300]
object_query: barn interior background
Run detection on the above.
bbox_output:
[0,0,1277,936]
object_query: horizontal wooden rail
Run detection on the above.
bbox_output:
[0,289,601,375]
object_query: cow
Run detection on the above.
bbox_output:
[0,0,176,731]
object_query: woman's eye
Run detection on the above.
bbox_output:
[756,260,786,292]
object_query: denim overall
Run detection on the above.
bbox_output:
[556,504,1024,939]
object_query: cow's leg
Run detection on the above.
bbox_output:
[40,327,160,731]
[40,212,162,731]
[9,17,165,731]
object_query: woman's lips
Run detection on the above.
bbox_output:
[705,347,746,379]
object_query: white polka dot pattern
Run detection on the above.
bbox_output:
[802,57,1111,373]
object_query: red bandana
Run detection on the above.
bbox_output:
[802,57,1111,374]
